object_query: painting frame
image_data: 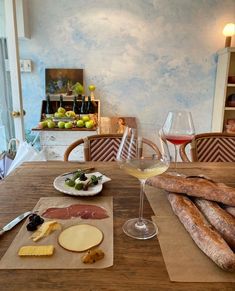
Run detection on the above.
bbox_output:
[45,68,83,96]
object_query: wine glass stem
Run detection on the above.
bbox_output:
[137,179,146,226]
[174,145,178,171]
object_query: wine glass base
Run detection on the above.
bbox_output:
[122,218,158,240]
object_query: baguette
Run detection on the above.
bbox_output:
[224,206,235,218]
[194,198,235,250]
[168,193,235,272]
[147,174,235,206]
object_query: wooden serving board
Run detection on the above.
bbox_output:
[0,196,113,269]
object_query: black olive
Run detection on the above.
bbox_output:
[79,173,87,181]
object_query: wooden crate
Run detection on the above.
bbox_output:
[40,97,100,124]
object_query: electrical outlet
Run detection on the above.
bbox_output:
[4,59,32,72]
[20,59,32,72]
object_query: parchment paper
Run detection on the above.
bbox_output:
[0,196,113,269]
[145,185,235,282]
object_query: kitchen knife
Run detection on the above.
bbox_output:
[0,211,31,236]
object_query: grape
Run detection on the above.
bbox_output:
[26,222,38,231]
[32,215,44,225]
[28,214,37,221]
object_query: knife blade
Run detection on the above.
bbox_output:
[0,211,31,236]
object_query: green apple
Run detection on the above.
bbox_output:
[65,111,76,118]
[58,121,65,128]
[85,120,94,129]
[57,107,66,115]
[88,84,96,92]
[82,115,90,122]
[47,120,56,128]
[54,112,65,118]
[72,82,84,95]
[65,122,73,129]
[76,119,84,128]
[38,121,48,129]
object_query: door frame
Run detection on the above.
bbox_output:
[4,0,25,142]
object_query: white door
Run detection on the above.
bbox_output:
[4,0,25,142]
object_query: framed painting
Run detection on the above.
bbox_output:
[100,117,137,134]
[45,68,83,96]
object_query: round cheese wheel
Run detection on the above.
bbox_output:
[58,224,103,252]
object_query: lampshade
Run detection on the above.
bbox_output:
[223,23,235,37]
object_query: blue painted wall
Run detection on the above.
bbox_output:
[19,0,235,140]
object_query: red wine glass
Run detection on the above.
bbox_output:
[162,111,195,173]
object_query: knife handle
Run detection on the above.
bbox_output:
[0,229,5,236]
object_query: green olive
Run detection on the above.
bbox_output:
[75,183,83,190]
[65,179,75,187]
[72,171,83,181]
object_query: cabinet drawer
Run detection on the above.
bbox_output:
[40,130,97,146]
[43,145,84,161]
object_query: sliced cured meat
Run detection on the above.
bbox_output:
[42,204,109,220]
[42,207,70,219]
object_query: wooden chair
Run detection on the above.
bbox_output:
[64,133,161,162]
[179,132,235,162]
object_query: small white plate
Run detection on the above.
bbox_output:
[53,172,111,196]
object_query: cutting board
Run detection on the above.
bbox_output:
[0,196,113,269]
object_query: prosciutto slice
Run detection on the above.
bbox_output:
[42,204,109,220]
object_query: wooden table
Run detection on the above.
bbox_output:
[0,162,234,291]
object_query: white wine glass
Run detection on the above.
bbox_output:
[116,127,170,240]
[162,111,195,173]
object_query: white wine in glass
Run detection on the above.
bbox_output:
[116,127,170,240]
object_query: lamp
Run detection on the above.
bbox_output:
[223,23,235,47]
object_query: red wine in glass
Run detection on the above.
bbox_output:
[162,111,195,173]
[165,134,194,145]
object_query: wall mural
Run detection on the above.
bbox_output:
[19,0,235,143]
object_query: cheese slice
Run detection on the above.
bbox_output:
[31,220,61,242]
[58,224,103,252]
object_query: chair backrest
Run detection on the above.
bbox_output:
[64,133,161,162]
[179,132,235,162]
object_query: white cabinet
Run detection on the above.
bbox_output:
[34,97,101,160]
[38,130,97,161]
[212,47,235,132]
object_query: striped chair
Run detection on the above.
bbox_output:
[179,132,235,162]
[64,133,161,162]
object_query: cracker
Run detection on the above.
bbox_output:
[18,245,54,256]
